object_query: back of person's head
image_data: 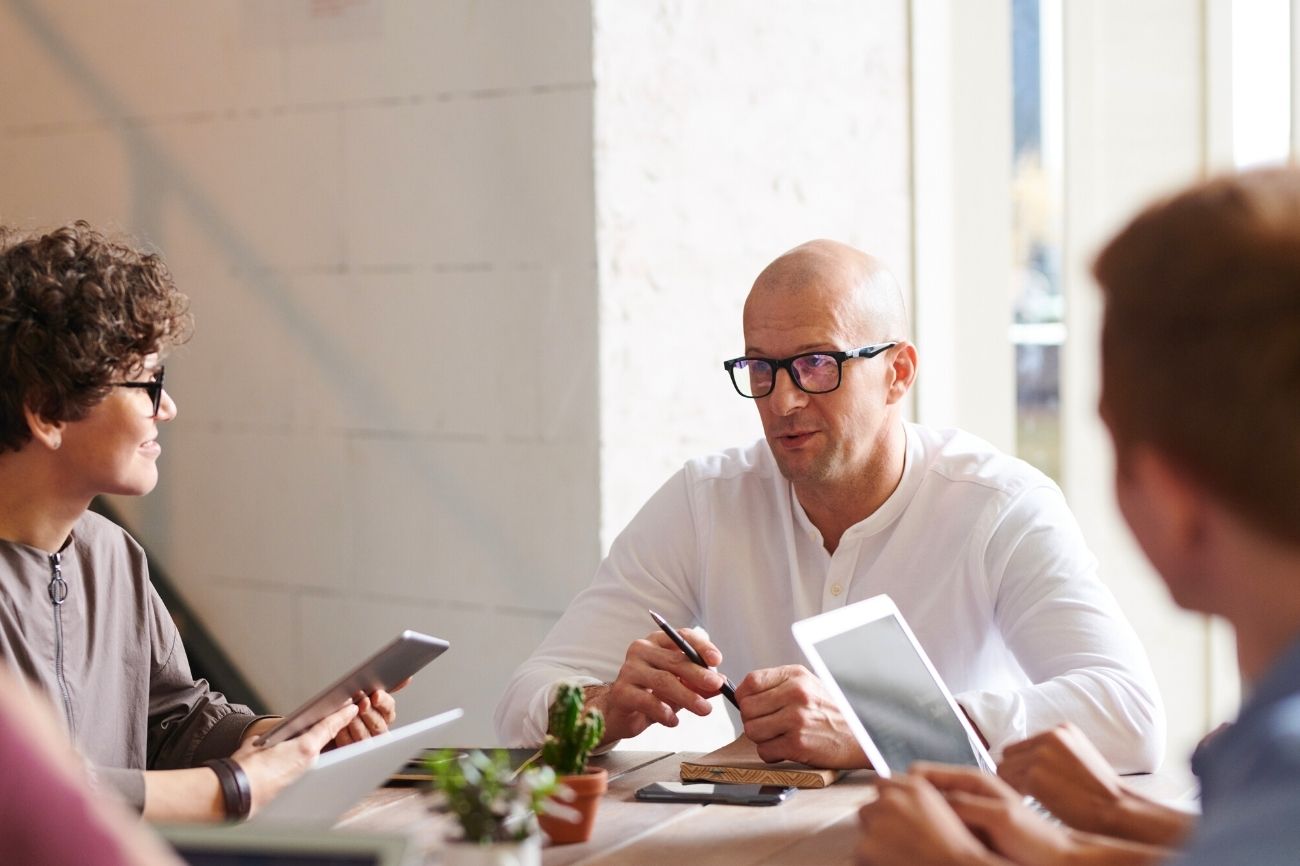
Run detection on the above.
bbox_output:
[1094,166,1300,546]
[0,221,191,454]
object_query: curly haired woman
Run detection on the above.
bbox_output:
[0,222,398,823]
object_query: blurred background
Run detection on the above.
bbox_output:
[0,0,1294,768]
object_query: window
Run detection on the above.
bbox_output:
[1232,0,1292,168]
[1010,0,1064,480]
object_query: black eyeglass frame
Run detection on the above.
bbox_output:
[722,342,898,399]
[111,366,166,416]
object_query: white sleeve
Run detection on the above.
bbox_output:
[492,467,702,747]
[955,484,1167,773]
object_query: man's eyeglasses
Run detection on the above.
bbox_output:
[112,366,165,416]
[723,343,897,399]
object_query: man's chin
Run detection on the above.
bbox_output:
[770,451,827,486]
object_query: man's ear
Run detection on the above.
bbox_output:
[884,342,918,405]
[23,404,65,451]
[1129,446,1212,554]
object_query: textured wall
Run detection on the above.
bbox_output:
[0,0,598,743]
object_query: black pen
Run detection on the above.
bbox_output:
[648,609,740,709]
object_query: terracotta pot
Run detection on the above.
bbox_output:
[537,767,608,845]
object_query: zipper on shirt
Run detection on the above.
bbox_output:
[47,552,75,737]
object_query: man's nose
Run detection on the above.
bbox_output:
[766,368,808,415]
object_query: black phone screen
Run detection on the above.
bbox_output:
[634,782,795,806]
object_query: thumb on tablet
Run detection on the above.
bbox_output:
[303,703,361,754]
[390,677,413,694]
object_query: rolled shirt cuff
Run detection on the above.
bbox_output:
[192,713,280,765]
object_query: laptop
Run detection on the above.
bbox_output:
[251,707,464,826]
[158,824,414,866]
[791,594,997,777]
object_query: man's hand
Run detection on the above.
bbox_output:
[856,774,1008,866]
[998,723,1193,846]
[913,763,1076,865]
[233,703,359,816]
[735,665,868,768]
[585,628,728,744]
[996,723,1124,834]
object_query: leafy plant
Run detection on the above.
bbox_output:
[426,749,558,844]
[541,682,605,775]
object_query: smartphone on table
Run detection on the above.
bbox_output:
[635,782,796,806]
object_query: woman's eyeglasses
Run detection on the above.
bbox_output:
[111,366,165,416]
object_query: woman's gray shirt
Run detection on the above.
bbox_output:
[0,511,259,810]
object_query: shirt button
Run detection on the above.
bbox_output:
[829,584,843,597]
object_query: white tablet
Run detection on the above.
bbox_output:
[251,707,464,826]
[791,594,996,777]
[157,823,414,865]
[256,630,449,747]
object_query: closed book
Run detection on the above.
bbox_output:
[678,735,846,789]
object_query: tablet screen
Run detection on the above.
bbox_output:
[813,614,982,771]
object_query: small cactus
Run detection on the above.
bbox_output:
[541,682,605,775]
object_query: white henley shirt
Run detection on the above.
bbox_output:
[495,423,1165,772]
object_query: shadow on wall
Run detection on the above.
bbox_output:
[5,0,542,591]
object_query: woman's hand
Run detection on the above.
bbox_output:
[232,703,359,816]
[332,681,405,748]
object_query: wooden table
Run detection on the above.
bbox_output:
[340,750,874,864]
[339,751,1197,865]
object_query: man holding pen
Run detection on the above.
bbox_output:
[496,239,1162,773]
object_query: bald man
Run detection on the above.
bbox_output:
[495,241,1163,772]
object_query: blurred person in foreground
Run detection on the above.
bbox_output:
[0,222,400,822]
[0,665,182,865]
[856,167,1300,865]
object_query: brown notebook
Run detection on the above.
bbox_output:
[678,735,846,789]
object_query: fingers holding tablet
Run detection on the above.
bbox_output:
[334,688,400,748]
[254,631,448,748]
[236,703,362,816]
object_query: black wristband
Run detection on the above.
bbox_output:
[205,757,252,820]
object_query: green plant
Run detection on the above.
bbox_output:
[541,682,605,775]
[426,749,558,844]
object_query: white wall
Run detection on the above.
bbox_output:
[0,0,599,744]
